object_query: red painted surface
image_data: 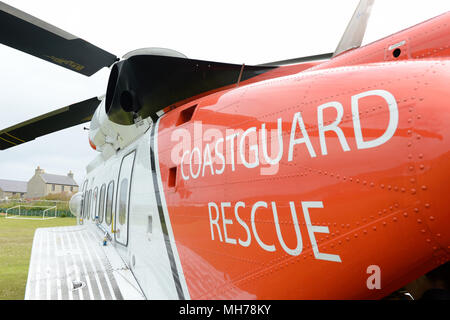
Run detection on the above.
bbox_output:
[156,12,450,299]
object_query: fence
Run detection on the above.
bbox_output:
[0,199,75,218]
[6,205,57,220]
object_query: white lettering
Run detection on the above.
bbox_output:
[251,201,276,252]
[261,118,283,165]
[239,127,259,169]
[225,133,239,171]
[202,144,214,177]
[189,147,202,179]
[214,137,225,175]
[317,102,350,155]
[352,90,398,150]
[235,201,251,247]
[180,150,190,180]
[220,202,236,245]
[302,201,342,263]
[175,89,398,180]
[272,201,303,256]
[208,202,222,241]
[208,200,343,264]
[366,265,382,289]
[288,112,316,161]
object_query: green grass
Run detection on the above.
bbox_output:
[0,215,76,300]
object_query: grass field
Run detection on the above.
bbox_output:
[0,215,76,300]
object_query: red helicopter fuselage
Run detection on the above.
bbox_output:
[154,12,450,299]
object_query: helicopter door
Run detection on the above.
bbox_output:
[115,150,136,246]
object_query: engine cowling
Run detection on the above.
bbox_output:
[88,98,151,154]
[103,47,275,126]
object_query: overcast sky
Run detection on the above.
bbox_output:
[0,0,449,185]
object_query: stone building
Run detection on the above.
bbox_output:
[26,166,79,199]
[0,179,27,199]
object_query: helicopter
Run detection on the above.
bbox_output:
[0,0,449,299]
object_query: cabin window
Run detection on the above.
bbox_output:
[87,190,92,219]
[82,180,88,192]
[93,187,98,221]
[98,184,106,223]
[105,181,114,226]
[118,178,128,225]
[82,191,87,218]
[84,190,88,219]
[52,184,55,191]
[82,191,86,218]
[114,150,135,246]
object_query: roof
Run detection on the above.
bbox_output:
[40,173,78,186]
[0,179,27,193]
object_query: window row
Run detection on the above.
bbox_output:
[81,177,130,228]
[81,180,116,226]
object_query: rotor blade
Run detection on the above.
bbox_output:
[0,2,117,76]
[258,52,334,66]
[0,97,101,150]
[333,0,375,57]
